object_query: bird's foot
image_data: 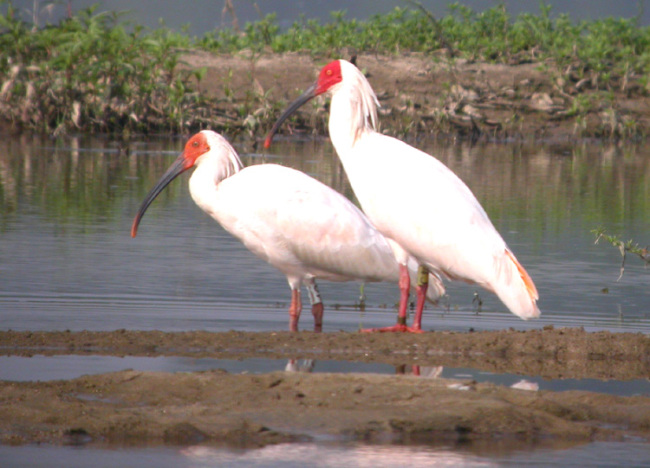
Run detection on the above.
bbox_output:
[360,324,423,333]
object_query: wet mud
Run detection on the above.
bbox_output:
[1,328,649,450]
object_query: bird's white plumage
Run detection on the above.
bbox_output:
[324,60,539,320]
[187,131,445,324]
[340,133,502,279]
[191,161,399,287]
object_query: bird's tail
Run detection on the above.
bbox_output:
[425,271,446,303]
[493,249,540,320]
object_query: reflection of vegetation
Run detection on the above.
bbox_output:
[0,137,342,226]
[0,138,648,236]
[430,142,650,242]
[0,136,181,227]
[593,228,650,280]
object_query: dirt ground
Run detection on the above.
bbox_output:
[1,328,649,450]
[179,50,650,141]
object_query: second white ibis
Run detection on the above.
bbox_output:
[265,59,540,332]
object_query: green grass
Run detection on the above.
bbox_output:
[0,2,197,133]
[198,2,650,85]
[2,1,650,134]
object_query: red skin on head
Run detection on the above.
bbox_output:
[315,60,343,95]
[182,132,210,169]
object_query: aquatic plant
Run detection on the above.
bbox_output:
[593,228,650,279]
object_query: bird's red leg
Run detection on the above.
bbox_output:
[396,263,410,325]
[412,265,429,332]
[289,289,302,332]
[362,264,422,333]
[311,303,324,333]
[306,280,324,333]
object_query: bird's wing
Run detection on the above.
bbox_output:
[348,133,508,285]
[214,164,399,283]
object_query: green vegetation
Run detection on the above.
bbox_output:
[593,228,650,279]
[0,2,200,134]
[202,3,648,75]
[200,2,650,89]
[1,134,648,236]
[2,1,650,136]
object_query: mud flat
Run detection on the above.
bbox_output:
[1,328,648,449]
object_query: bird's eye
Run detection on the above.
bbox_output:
[326,69,332,76]
[192,141,199,147]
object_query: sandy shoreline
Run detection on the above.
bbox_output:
[1,328,648,449]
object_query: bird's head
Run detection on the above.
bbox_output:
[264,60,344,149]
[130,130,242,238]
[314,60,344,95]
[264,59,377,148]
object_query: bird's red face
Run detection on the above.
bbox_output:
[264,60,343,149]
[315,60,343,95]
[131,131,210,238]
[182,132,210,169]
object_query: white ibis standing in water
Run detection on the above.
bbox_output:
[132,130,444,332]
[265,60,540,332]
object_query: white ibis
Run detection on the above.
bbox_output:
[265,59,540,332]
[132,130,444,332]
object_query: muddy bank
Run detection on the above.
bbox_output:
[182,51,650,141]
[2,369,649,449]
[2,327,648,380]
[1,328,649,448]
[3,49,648,139]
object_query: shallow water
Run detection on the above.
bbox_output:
[2,354,649,397]
[1,134,649,465]
[1,440,650,468]
[1,135,648,333]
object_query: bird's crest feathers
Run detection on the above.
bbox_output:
[338,60,379,142]
[199,130,244,180]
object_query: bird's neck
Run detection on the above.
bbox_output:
[328,84,378,157]
[189,154,242,215]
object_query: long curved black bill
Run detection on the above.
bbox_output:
[264,82,318,149]
[131,154,188,238]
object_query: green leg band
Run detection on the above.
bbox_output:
[417,265,429,287]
